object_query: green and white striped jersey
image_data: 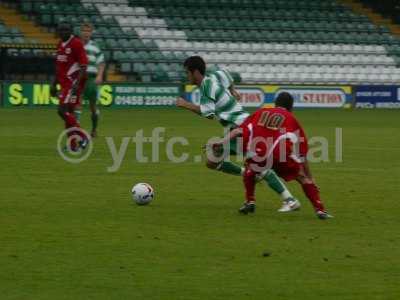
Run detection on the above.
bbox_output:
[84,40,104,75]
[208,69,234,90]
[199,74,249,128]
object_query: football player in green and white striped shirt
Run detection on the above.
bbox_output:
[207,67,242,101]
[80,23,105,137]
[176,56,300,213]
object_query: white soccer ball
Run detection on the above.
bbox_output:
[131,183,154,205]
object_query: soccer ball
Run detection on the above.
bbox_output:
[131,183,154,205]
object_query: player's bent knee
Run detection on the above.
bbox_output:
[296,175,313,185]
[89,103,96,114]
[206,160,219,170]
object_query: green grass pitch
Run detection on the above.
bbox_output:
[0,107,399,300]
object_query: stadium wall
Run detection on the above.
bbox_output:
[185,85,353,109]
[1,81,181,107]
[1,81,400,109]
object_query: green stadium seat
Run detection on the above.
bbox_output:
[125,51,139,61]
[37,3,50,14]
[47,4,60,15]
[6,48,19,57]
[146,63,157,73]
[133,63,147,73]
[152,70,169,82]
[53,14,67,25]
[163,52,177,62]
[13,37,26,44]
[84,4,98,16]
[90,16,104,26]
[119,39,131,49]
[144,40,158,50]
[128,39,145,49]
[113,51,127,61]
[20,48,33,57]
[21,2,33,13]
[120,62,132,73]
[28,38,39,44]
[152,52,164,61]
[136,51,149,62]
[40,14,52,25]
[109,27,125,38]
[0,36,12,44]
[76,15,89,24]
[96,27,110,38]
[105,38,119,49]
[103,50,112,61]
[61,4,74,15]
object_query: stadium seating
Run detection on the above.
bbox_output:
[5,0,400,84]
[0,20,34,45]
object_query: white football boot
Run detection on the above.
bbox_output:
[278,198,301,212]
[316,210,334,220]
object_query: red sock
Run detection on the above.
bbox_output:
[64,112,87,141]
[68,136,78,151]
[64,111,79,128]
[243,168,256,204]
[301,183,325,212]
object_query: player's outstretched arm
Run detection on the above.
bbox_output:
[176,97,201,115]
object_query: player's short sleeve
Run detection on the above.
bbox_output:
[95,43,105,64]
[199,78,218,118]
[213,69,234,89]
[96,52,105,64]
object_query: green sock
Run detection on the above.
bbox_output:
[263,169,291,198]
[217,161,243,176]
[74,110,82,122]
[91,110,99,132]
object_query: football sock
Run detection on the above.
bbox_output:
[64,112,86,141]
[68,137,78,151]
[91,109,99,132]
[262,169,293,200]
[217,161,243,176]
[263,170,291,196]
[64,111,78,128]
[243,168,256,203]
[301,183,325,212]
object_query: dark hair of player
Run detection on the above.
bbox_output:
[275,92,294,111]
[183,56,206,76]
[57,22,73,41]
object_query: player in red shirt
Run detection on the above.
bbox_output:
[51,22,89,151]
[210,92,332,219]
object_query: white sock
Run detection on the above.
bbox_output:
[280,190,293,201]
[74,110,82,122]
